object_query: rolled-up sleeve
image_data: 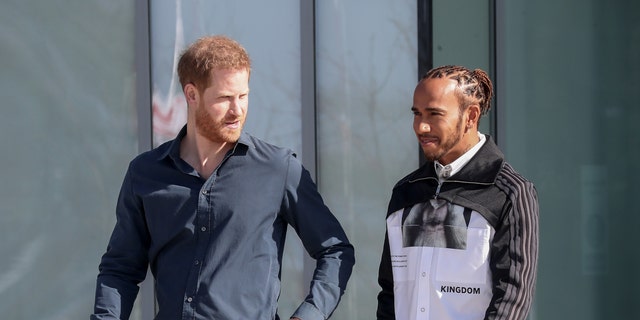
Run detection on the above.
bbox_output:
[281,155,355,320]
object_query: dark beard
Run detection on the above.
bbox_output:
[423,114,464,162]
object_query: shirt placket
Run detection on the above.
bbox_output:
[416,199,449,319]
[416,246,432,320]
[182,176,215,319]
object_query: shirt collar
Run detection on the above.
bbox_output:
[158,125,254,162]
[434,132,486,181]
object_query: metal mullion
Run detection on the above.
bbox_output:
[417,0,433,167]
[299,0,318,296]
[134,0,155,317]
[494,0,506,149]
[301,0,317,180]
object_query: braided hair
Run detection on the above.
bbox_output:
[422,65,494,115]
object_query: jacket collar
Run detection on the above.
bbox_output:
[450,136,504,184]
[402,135,504,186]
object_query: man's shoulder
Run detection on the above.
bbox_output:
[241,133,296,159]
[498,162,534,185]
[393,164,433,189]
[385,165,436,216]
[495,162,537,198]
[127,139,174,169]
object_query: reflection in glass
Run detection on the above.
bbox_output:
[0,1,137,319]
[315,0,417,317]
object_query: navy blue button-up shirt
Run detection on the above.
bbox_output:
[92,127,355,320]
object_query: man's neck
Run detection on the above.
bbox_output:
[180,129,234,180]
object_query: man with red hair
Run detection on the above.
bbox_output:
[92,35,355,320]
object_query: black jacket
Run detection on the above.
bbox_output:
[377,137,539,320]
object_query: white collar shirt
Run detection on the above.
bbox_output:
[434,132,486,182]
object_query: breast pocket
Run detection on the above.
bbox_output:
[435,226,491,284]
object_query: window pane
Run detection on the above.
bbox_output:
[0,1,138,318]
[433,1,491,70]
[433,0,494,134]
[316,0,418,317]
[150,0,302,154]
[500,1,640,319]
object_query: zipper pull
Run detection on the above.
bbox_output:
[434,182,442,199]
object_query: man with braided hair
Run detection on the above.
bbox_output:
[377,65,538,320]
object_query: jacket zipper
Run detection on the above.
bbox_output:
[435,182,442,199]
[407,177,493,199]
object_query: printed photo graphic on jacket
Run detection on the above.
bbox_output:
[401,199,470,249]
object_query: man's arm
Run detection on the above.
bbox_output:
[282,156,355,320]
[92,167,150,319]
[485,179,539,320]
[376,233,395,320]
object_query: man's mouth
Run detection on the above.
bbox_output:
[418,135,438,145]
[225,119,241,129]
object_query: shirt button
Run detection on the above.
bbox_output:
[194,260,200,265]
[422,272,427,277]
[201,226,207,232]
[420,307,425,312]
[187,297,193,302]
[442,165,452,178]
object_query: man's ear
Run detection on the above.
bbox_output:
[184,83,198,104]
[466,104,481,129]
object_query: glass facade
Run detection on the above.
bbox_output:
[496,0,640,319]
[315,0,417,317]
[1,1,639,319]
[432,0,494,135]
[0,1,139,319]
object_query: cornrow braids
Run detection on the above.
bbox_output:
[422,65,494,115]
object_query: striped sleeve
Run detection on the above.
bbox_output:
[486,163,539,320]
